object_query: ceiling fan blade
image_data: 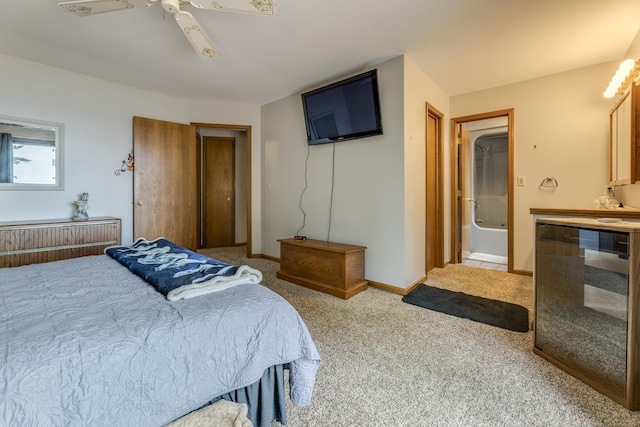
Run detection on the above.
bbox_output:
[186,0,274,15]
[174,11,221,59]
[57,0,151,16]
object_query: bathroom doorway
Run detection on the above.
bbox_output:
[450,109,514,272]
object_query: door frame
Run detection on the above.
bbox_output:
[191,122,253,258]
[449,109,514,272]
[426,102,445,271]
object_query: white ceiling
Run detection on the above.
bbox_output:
[0,0,639,105]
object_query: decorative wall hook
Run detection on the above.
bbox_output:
[115,151,134,176]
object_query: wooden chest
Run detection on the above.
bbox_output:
[276,238,367,299]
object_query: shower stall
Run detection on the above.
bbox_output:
[462,118,508,264]
[471,132,508,258]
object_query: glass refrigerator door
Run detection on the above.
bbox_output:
[535,223,629,399]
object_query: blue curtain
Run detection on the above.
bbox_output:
[0,133,13,183]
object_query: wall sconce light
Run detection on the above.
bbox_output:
[604,59,638,98]
[115,151,134,176]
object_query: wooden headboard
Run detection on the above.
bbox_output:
[0,217,121,268]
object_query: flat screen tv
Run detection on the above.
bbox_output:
[301,69,383,145]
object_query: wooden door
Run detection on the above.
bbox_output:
[426,103,444,272]
[203,136,235,248]
[133,116,198,250]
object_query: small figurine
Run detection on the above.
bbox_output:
[73,192,89,220]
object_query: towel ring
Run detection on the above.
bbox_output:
[539,177,558,189]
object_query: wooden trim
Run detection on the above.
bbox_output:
[191,123,252,257]
[629,225,640,409]
[367,280,404,295]
[196,131,202,248]
[530,207,640,218]
[449,118,459,264]
[635,82,640,184]
[450,109,515,272]
[609,93,620,183]
[368,275,426,296]
[512,269,533,277]
[507,111,515,273]
[0,240,117,256]
[191,123,251,132]
[0,216,118,228]
[261,253,280,263]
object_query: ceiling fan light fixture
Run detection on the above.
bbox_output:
[57,0,274,58]
[161,0,180,13]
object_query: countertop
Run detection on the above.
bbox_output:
[530,207,640,219]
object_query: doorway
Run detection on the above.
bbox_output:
[133,118,253,256]
[194,123,252,255]
[450,109,514,272]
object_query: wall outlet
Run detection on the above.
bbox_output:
[517,176,526,186]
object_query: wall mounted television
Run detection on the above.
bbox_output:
[301,69,383,145]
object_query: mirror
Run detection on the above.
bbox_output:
[609,83,638,186]
[0,115,64,190]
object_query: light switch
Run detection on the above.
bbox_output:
[517,176,526,186]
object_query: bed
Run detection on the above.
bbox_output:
[0,239,320,427]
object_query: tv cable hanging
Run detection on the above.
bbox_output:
[295,145,311,239]
[295,142,337,242]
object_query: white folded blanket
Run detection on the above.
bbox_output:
[166,400,253,427]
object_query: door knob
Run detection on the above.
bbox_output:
[137,200,144,206]
[226,197,231,202]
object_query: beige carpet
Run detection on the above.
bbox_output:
[197,247,640,427]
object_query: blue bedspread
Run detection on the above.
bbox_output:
[105,237,262,301]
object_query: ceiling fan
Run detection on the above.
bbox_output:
[57,0,275,59]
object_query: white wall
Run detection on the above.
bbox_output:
[261,56,409,287]
[403,55,451,281]
[10,47,625,284]
[451,61,617,272]
[0,54,262,249]
[261,55,452,289]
